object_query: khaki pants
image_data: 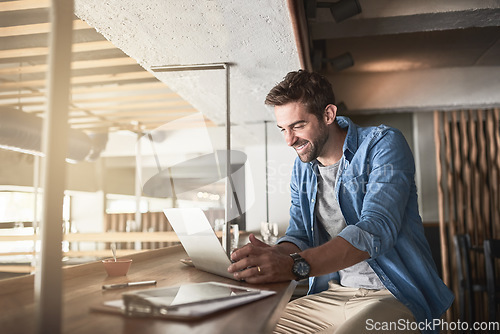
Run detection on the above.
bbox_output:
[274,281,419,334]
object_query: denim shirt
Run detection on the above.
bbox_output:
[278,116,454,333]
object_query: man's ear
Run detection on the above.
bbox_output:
[324,104,337,125]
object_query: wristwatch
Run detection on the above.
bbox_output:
[290,253,311,281]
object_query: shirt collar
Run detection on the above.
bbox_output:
[308,116,356,170]
[337,116,356,162]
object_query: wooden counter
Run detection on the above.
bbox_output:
[0,245,296,334]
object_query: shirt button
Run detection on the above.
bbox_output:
[311,199,315,203]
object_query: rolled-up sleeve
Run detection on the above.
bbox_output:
[338,225,378,256]
[277,235,310,251]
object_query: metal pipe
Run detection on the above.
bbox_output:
[224,64,232,256]
[151,63,226,72]
[150,63,233,256]
[135,131,142,240]
[264,121,269,223]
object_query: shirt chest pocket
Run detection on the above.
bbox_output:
[338,173,367,221]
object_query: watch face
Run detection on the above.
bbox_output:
[295,261,310,276]
[291,253,310,280]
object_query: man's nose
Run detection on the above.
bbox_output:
[284,130,296,147]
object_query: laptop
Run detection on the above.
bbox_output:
[163,208,237,280]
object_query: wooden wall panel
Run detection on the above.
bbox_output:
[435,108,500,322]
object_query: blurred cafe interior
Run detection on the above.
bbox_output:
[0,1,499,333]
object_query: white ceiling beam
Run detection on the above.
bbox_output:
[311,8,500,39]
[355,0,500,18]
[0,20,90,38]
[69,108,197,119]
[69,113,195,124]
[329,66,500,113]
[71,92,179,104]
[70,119,213,132]
[73,100,190,111]
[0,40,115,59]
[71,82,166,95]
[0,82,166,101]
[25,100,190,114]
[0,71,155,90]
[0,93,184,108]
[0,0,49,12]
[0,57,137,75]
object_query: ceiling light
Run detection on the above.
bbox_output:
[312,49,354,72]
[328,52,354,71]
[316,0,362,22]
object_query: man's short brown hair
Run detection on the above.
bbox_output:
[264,70,336,120]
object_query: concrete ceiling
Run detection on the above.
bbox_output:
[74,0,301,128]
[1,0,500,163]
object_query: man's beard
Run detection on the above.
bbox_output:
[295,123,329,163]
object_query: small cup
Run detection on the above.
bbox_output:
[102,258,133,276]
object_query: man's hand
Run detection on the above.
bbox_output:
[227,233,295,283]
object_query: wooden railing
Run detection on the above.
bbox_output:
[0,230,224,274]
[104,211,177,249]
[0,210,226,275]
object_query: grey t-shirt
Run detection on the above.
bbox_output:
[316,160,385,290]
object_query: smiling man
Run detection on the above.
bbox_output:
[228,70,453,333]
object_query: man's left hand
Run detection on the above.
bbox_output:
[227,233,294,283]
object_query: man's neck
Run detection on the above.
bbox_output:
[317,125,347,166]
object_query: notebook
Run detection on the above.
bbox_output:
[163,208,236,280]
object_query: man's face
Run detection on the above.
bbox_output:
[275,102,329,163]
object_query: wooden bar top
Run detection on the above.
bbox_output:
[0,245,297,334]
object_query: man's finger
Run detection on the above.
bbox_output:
[249,233,270,248]
[228,257,264,278]
[230,235,267,262]
[230,243,252,261]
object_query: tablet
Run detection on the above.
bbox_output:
[122,282,273,319]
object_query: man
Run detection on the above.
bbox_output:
[228,70,453,333]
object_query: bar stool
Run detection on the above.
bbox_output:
[483,239,500,322]
[453,234,486,325]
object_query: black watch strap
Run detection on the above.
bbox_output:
[290,253,311,281]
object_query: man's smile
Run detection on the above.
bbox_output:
[294,141,309,152]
